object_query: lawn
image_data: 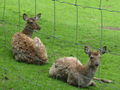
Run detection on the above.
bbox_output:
[0,0,120,90]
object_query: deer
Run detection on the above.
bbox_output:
[49,46,112,88]
[12,13,48,64]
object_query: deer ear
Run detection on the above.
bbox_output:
[34,13,41,20]
[23,13,29,21]
[99,46,107,54]
[84,46,91,55]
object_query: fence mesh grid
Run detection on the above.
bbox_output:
[0,0,120,89]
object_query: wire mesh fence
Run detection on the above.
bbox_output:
[0,0,120,89]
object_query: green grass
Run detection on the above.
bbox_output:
[0,0,120,89]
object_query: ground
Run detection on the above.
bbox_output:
[0,0,120,90]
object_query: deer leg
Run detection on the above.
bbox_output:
[93,77,112,83]
[88,80,96,86]
[67,73,77,86]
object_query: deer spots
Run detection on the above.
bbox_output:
[12,13,48,64]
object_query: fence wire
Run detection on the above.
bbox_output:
[52,0,120,89]
[53,0,120,13]
[0,0,120,89]
[0,1,120,55]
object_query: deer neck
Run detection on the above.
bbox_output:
[84,60,97,79]
[22,25,34,37]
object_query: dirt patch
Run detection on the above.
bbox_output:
[0,24,3,26]
[103,26,120,31]
[103,5,112,8]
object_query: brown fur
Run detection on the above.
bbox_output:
[12,13,48,64]
[49,46,111,88]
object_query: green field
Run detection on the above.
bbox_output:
[0,0,120,89]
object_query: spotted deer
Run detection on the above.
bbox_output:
[49,46,112,88]
[12,13,48,64]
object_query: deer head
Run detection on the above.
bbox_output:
[23,13,41,31]
[84,46,107,67]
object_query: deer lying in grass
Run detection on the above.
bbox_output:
[12,13,48,64]
[49,46,112,88]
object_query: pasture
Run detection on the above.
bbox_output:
[0,0,120,89]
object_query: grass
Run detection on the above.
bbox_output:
[0,0,120,89]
